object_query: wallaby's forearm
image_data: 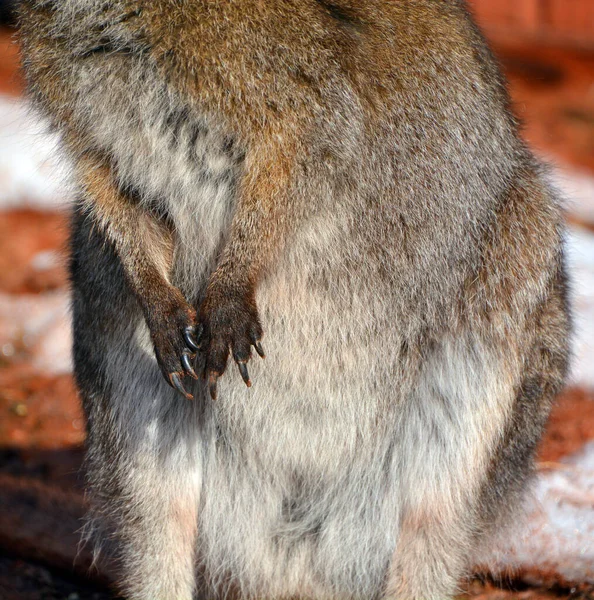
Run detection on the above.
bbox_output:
[199,134,303,397]
[76,152,200,397]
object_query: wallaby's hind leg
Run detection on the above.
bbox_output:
[85,412,202,600]
[383,335,529,600]
[384,280,569,600]
[71,206,204,600]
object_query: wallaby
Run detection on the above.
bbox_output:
[18,1,570,598]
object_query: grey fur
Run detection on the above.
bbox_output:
[19,1,571,599]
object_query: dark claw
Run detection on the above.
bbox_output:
[170,372,193,400]
[181,351,198,379]
[254,341,266,359]
[208,372,218,401]
[237,361,251,387]
[184,327,200,352]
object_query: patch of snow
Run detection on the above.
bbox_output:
[0,290,72,374]
[551,165,594,224]
[567,226,594,389]
[478,443,594,586]
[30,249,61,271]
[0,94,72,210]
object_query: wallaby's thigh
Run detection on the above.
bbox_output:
[384,279,569,599]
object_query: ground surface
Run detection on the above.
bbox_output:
[0,26,594,600]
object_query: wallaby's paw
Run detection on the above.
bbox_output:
[198,287,264,401]
[147,295,200,400]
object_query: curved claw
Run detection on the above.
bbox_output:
[181,351,198,379]
[254,341,266,359]
[184,327,200,352]
[208,372,219,401]
[237,361,251,387]
[170,372,193,400]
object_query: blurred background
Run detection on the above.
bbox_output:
[0,0,593,598]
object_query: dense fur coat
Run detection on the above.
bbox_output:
[19,1,570,598]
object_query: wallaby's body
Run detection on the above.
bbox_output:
[19,1,570,598]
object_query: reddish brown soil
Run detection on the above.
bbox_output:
[0,369,83,451]
[0,28,21,97]
[495,41,594,173]
[539,387,594,463]
[0,209,68,294]
[463,579,594,599]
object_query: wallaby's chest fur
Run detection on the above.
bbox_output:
[19,1,570,599]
